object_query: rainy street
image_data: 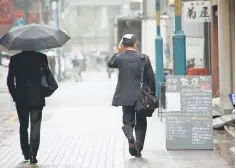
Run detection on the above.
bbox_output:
[0,72,232,168]
[0,0,235,167]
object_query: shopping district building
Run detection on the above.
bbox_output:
[211,0,235,113]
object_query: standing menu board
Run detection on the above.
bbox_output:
[165,76,213,150]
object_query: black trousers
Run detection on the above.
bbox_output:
[16,105,43,157]
[122,106,147,152]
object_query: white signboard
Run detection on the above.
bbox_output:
[186,37,204,68]
[184,1,212,22]
[166,92,181,112]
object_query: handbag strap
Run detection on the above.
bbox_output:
[140,54,146,89]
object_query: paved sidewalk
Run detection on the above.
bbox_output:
[0,66,15,114]
[0,72,231,168]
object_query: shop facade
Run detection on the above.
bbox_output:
[211,0,235,113]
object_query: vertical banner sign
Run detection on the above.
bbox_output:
[0,0,14,24]
[183,1,212,22]
[165,76,213,150]
[175,0,181,16]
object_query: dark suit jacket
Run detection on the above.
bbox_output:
[108,50,155,106]
[7,51,48,107]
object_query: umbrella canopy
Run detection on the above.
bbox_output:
[0,24,71,51]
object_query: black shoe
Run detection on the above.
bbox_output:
[23,154,30,160]
[23,151,30,160]
[135,151,142,158]
[30,157,38,164]
[128,137,137,156]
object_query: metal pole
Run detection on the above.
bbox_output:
[24,0,28,24]
[55,1,62,81]
[155,0,164,96]
[173,0,186,75]
[60,0,65,78]
[56,2,59,28]
[61,0,64,12]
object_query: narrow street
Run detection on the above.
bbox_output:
[0,72,231,168]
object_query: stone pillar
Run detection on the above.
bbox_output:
[210,5,219,97]
[218,0,233,113]
[229,0,235,93]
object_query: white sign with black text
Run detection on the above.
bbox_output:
[183,1,212,22]
[186,37,204,68]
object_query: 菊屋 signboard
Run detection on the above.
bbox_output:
[183,1,212,22]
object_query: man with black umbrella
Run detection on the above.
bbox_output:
[7,51,49,164]
[1,23,66,164]
[108,34,155,157]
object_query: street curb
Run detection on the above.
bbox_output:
[224,125,235,139]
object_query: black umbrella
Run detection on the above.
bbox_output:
[0,24,70,51]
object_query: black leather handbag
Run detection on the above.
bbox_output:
[41,64,58,97]
[135,54,159,117]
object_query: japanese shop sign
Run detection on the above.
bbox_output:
[183,1,212,22]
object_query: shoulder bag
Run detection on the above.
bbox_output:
[134,54,159,117]
[41,63,58,97]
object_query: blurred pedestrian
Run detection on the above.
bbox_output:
[71,53,83,82]
[104,55,114,79]
[48,56,56,77]
[7,51,49,164]
[108,34,155,157]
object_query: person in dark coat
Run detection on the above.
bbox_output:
[7,51,48,164]
[108,34,155,157]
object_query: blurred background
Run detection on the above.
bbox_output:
[0,0,234,101]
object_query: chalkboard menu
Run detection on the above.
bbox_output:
[165,76,213,150]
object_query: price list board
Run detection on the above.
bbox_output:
[165,76,213,150]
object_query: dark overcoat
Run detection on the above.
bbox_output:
[108,50,155,106]
[7,51,48,107]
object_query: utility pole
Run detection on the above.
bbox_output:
[56,2,59,28]
[24,0,29,24]
[56,1,62,81]
[155,0,164,96]
[52,0,62,81]
[61,0,64,13]
[60,0,65,80]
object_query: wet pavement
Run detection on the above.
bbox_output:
[0,72,233,168]
[214,130,235,167]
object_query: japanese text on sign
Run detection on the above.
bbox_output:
[165,76,213,150]
[184,1,212,22]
